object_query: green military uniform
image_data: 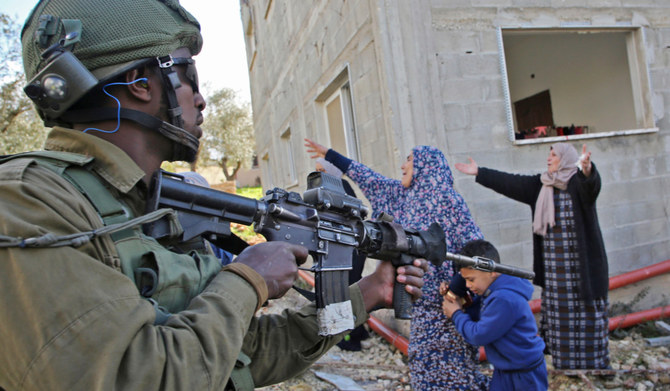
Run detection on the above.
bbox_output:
[0,127,369,390]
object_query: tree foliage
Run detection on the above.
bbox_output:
[0,14,47,155]
[198,87,255,180]
[0,14,256,166]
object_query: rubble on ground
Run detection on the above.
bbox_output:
[257,290,670,390]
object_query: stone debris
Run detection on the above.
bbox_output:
[313,371,364,391]
[257,289,670,390]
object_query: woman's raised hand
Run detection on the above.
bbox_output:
[454,157,479,176]
[304,138,328,159]
[580,144,592,177]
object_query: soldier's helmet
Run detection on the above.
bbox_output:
[21,0,202,123]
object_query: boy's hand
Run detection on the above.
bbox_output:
[442,294,463,318]
[439,281,466,306]
[439,281,449,296]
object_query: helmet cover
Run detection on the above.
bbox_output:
[22,0,203,85]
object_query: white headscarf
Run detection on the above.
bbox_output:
[532,143,579,236]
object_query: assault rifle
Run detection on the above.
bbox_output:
[144,170,534,335]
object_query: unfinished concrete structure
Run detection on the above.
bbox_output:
[240,1,670,311]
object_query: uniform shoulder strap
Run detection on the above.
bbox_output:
[2,152,173,322]
[2,151,133,227]
[0,150,93,166]
[60,166,133,226]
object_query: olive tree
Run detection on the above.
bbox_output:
[198,87,255,181]
[0,14,46,155]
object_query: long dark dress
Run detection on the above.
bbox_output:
[475,165,610,370]
[541,190,609,369]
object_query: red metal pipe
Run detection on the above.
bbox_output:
[609,259,670,290]
[298,270,314,286]
[366,315,409,355]
[529,259,670,314]
[298,260,670,360]
[609,305,670,330]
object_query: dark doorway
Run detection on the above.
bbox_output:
[514,90,554,132]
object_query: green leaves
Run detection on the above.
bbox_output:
[0,13,46,155]
[199,87,255,180]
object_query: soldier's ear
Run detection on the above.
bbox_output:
[125,69,152,102]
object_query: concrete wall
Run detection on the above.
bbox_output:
[423,4,670,278]
[241,1,670,312]
[241,0,400,191]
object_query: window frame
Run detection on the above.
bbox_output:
[316,65,361,161]
[497,26,658,145]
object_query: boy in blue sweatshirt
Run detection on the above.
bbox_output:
[441,240,548,391]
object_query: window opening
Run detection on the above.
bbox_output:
[499,27,656,144]
[317,66,360,161]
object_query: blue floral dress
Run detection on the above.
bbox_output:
[332,146,489,390]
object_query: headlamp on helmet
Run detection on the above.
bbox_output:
[24,18,98,122]
[24,42,98,121]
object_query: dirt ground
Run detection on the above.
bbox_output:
[256,289,670,391]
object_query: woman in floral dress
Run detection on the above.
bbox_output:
[305,139,489,390]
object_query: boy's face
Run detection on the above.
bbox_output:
[460,268,498,296]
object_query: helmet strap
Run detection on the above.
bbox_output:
[61,107,199,162]
[56,55,199,162]
[156,55,184,129]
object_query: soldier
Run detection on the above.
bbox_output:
[0,1,428,390]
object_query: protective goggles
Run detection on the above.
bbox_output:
[157,56,199,93]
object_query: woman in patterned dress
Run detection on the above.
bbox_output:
[305,138,489,390]
[454,143,610,370]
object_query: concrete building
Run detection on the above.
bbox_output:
[240,1,670,312]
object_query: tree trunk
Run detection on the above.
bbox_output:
[220,157,241,181]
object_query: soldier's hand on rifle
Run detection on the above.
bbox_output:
[234,242,308,299]
[358,258,429,312]
[304,138,328,159]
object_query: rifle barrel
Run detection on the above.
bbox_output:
[445,251,535,280]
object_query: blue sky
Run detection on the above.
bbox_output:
[0,0,252,103]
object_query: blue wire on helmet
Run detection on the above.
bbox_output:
[82,78,148,134]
